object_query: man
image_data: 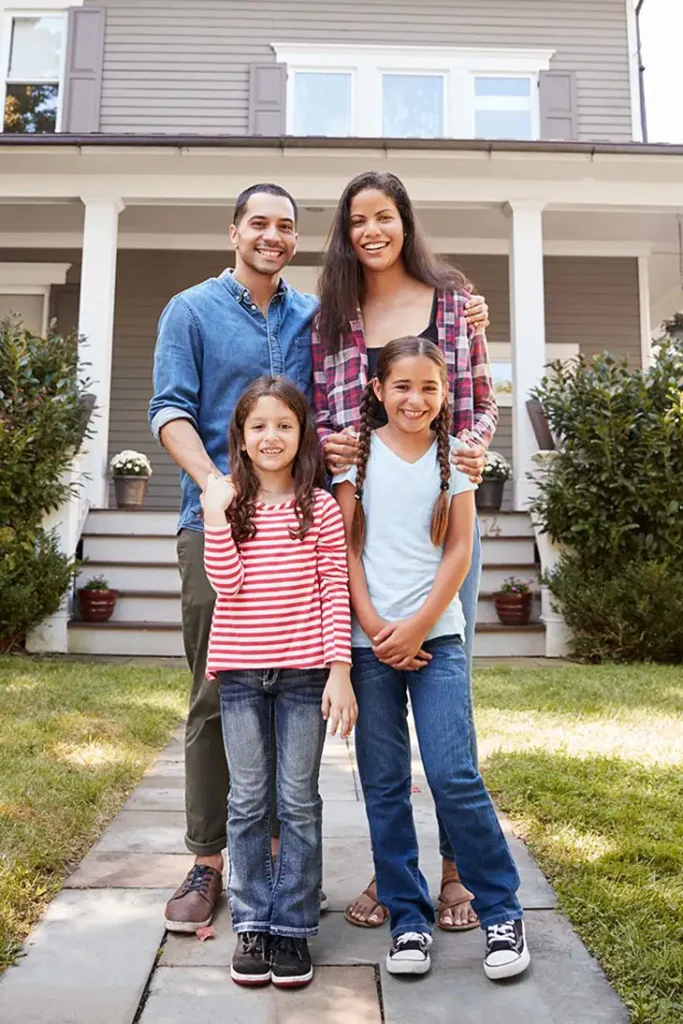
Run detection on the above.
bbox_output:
[149,182,488,932]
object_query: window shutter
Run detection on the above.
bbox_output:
[248,63,286,136]
[61,7,105,133]
[539,71,577,141]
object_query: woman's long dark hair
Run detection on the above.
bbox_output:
[318,170,469,353]
[350,337,452,554]
[227,376,326,545]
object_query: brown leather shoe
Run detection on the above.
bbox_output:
[164,865,223,933]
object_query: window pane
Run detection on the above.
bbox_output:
[475,77,531,98]
[383,74,444,138]
[293,72,351,136]
[8,17,65,81]
[475,109,533,140]
[4,84,58,133]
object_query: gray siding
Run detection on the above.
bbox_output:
[1,249,640,511]
[87,0,632,142]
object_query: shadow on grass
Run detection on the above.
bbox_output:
[474,663,683,717]
[483,748,683,1024]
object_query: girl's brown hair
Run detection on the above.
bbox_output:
[228,376,326,545]
[350,337,452,554]
[318,170,470,354]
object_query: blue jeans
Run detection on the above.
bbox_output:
[438,515,481,859]
[218,667,327,938]
[352,637,522,936]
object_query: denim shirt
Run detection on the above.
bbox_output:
[149,269,318,533]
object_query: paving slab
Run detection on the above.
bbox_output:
[0,889,172,1024]
[377,910,629,1024]
[93,810,188,854]
[65,851,194,889]
[140,965,382,1024]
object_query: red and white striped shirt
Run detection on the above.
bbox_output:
[204,489,352,675]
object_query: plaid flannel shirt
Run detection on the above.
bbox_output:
[311,289,498,447]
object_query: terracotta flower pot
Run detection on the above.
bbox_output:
[493,591,532,626]
[114,474,149,510]
[475,477,506,512]
[78,588,118,623]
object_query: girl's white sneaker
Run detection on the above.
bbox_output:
[484,919,531,980]
[386,931,433,975]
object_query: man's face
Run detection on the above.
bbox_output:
[230,193,298,277]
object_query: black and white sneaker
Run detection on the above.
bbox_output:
[386,931,433,975]
[484,919,530,980]
[231,932,271,986]
[270,936,314,988]
[320,889,329,912]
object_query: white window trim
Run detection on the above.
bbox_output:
[273,43,554,139]
[0,1,82,134]
[0,261,71,335]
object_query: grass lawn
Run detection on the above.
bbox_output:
[476,663,683,1024]
[0,656,187,971]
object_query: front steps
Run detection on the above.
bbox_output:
[71,509,544,657]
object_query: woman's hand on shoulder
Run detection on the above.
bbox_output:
[464,293,490,331]
[371,619,432,672]
[322,663,358,739]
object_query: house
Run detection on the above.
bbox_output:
[2,0,682,657]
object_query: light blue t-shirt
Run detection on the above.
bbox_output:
[335,433,477,647]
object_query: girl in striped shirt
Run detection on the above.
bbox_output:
[202,375,357,990]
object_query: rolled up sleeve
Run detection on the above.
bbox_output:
[149,295,202,443]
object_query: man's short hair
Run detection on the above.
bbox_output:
[233,183,298,226]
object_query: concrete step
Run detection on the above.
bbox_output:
[480,535,536,566]
[479,511,534,539]
[68,621,185,657]
[473,623,546,657]
[84,509,178,536]
[78,562,180,593]
[68,619,544,658]
[111,592,182,624]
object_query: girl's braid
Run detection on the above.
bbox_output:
[350,383,377,552]
[430,401,453,547]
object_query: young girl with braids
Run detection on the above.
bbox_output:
[334,338,529,982]
[202,375,357,990]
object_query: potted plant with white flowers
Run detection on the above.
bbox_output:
[110,450,153,510]
[475,450,511,512]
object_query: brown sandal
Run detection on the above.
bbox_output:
[344,878,389,929]
[437,872,479,932]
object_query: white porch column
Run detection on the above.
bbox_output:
[508,200,547,510]
[638,255,653,369]
[79,197,124,508]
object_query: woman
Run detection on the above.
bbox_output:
[311,170,498,933]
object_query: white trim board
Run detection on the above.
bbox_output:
[625,0,643,143]
[0,233,654,256]
[0,260,70,283]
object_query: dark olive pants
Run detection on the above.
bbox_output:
[177,528,279,856]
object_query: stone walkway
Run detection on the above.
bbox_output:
[0,721,628,1023]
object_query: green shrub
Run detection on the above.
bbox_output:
[0,528,75,654]
[531,337,683,662]
[531,339,683,564]
[0,317,91,650]
[549,553,683,663]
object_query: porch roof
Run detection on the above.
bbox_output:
[2,134,683,158]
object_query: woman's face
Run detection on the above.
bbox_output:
[348,189,405,274]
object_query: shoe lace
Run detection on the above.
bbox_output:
[395,931,429,949]
[241,932,266,956]
[487,921,516,944]
[180,865,216,897]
